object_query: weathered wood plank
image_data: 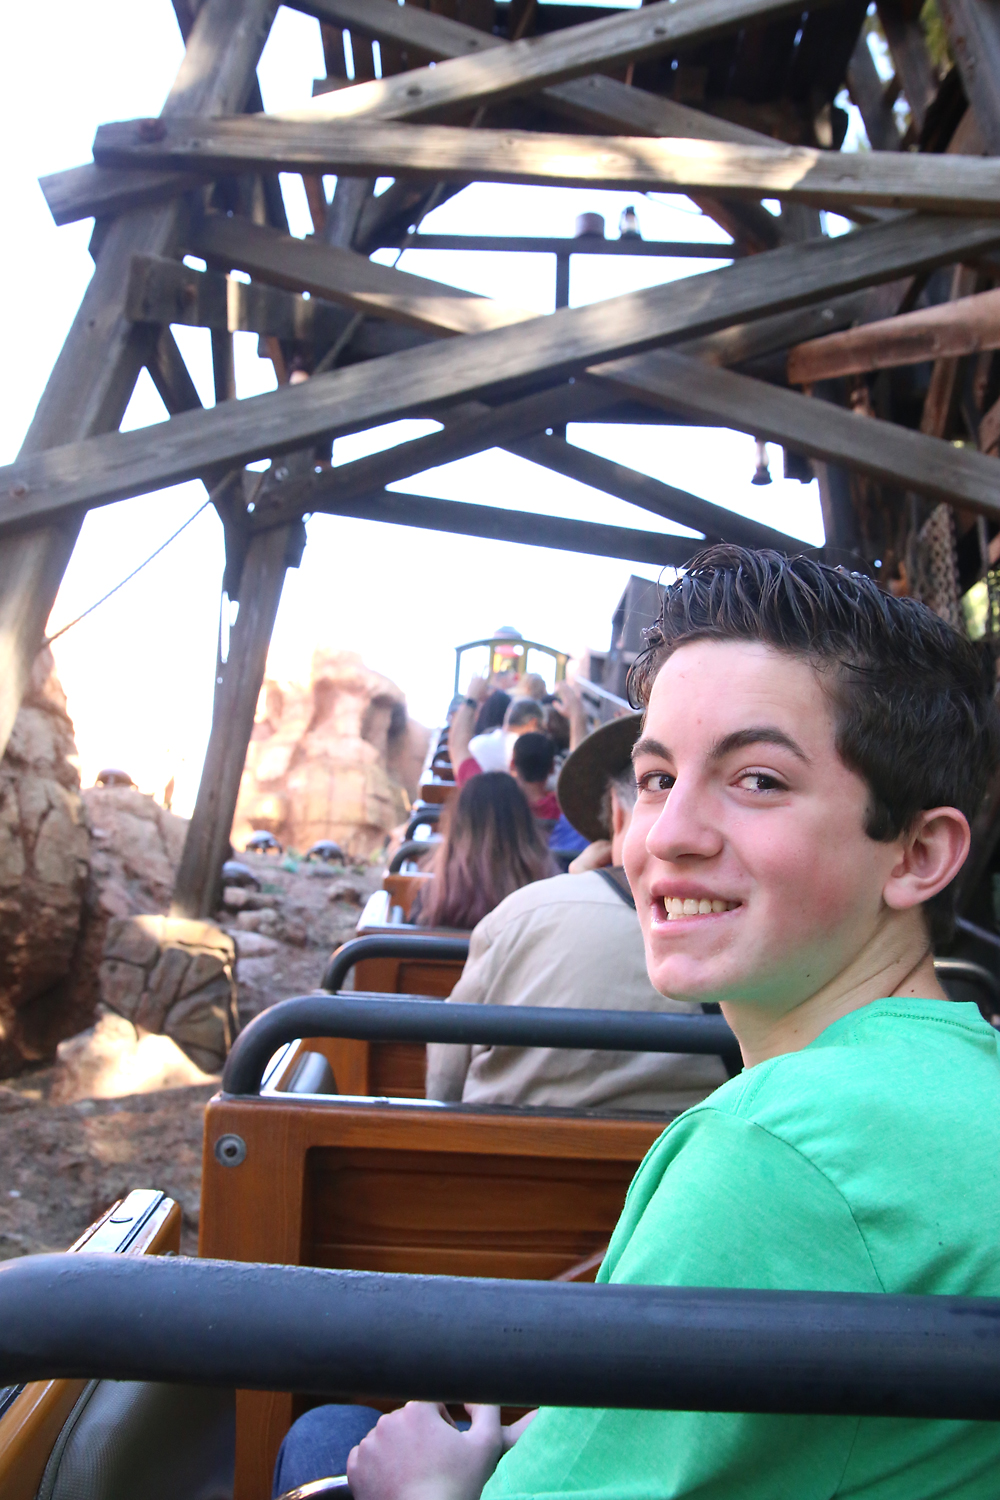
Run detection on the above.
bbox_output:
[171,523,297,918]
[599,348,1000,521]
[287,0,825,125]
[3,212,999,533]
[877,0,939,133]
[787,286,1000,384]
[41,0,787,230]
[186,213,531,335]
[285,486,700,567]
[0,0,278,762]
[94,117,1000,216]
[846,30,902,151]
[380,233,741,258]
[126,251,350,344]
[937,0,1000,154]
[505,431,801,552]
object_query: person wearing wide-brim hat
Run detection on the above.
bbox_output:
[425,709,728,1116]
[556,711,643,878]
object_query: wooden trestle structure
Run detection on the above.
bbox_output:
[7,0,1000,930]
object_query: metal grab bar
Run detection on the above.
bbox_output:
[320,936,470,995]
[387,838,441,874]
[222,993,740,1096]
[3,1255,1000,1420]
[935,956,1000,1017]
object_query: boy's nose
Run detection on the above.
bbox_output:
[646,779,723,863]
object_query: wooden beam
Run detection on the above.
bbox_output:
[505,431,801,552]
[40,0,807,234]
[380,233,741,258]
[598,348,1000,521]
[126,251,350,344]
[876,0,939,133]
[186,213,532,336]
[285,0,827,126]
[5,213,1000,534]
[94,117,1000,217]
[279,486,700,567]
[0,0,278,764]
[4,213,1000,535]
[787,286,1000,385]
[171,522,297,918]
[937,0,1000,154]
[846,30,903,151]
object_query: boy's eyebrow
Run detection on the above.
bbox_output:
[632,735,670,763]
[711,726,811,763]
[632,728,811,765]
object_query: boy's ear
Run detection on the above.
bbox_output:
[882,807,971,913]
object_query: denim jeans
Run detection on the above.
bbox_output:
[272,1404,381,1496]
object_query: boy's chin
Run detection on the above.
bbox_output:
[648,954,732,1006]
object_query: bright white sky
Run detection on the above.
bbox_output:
[2,2,828,815]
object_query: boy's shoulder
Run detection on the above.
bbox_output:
[703,997,997,1126]
[669,998,1000,1213]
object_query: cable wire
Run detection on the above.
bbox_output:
[44,499,212,646]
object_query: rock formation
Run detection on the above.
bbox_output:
[233,649,429,857]
[0,649,91,1074]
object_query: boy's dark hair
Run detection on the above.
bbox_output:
[512,731,556,785]
[627,546,1000,947]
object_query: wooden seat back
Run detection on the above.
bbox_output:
[418,778,457,806]
[199,1092,665,1500]
[310,918,469,1097]
[0,1191,180,1500]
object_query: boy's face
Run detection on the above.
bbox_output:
[624,639,909,1013]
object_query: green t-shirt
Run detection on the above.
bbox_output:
[484,997,1000,1499]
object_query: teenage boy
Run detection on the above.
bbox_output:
[282,547,1000,1500]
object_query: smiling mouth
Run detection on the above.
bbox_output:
[660,897,741,920]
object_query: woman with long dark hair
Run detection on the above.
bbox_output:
[414,772,555,930]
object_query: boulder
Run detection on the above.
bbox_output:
[99,915,238,1075]
[0,649,91,1075]
[233,649,430,858]
[50,1009,217,1104]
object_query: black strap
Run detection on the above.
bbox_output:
[595,866,635,910]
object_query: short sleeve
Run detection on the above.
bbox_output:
[485,1109,882,1500]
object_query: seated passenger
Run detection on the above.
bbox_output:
[509,732,561,821]
[411,771,555,931]
[451,683,545,785]
[425,714,728,1112]
[278,546,1000,1500]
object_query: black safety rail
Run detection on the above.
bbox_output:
[386,838,441,874]
[320,935,470,995]
[405,805,441,839]
[3,1255,1000,1420]
[222,993,740,1096]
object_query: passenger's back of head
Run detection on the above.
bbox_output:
[472,689,511,737]
[504,697,544,732]
[512,731,556,788]
[415,772,555,930]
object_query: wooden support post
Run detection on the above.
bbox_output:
[875,0,938,132]
[171,521,302,918]
[936,0,1000,152]
[0,0,278,763]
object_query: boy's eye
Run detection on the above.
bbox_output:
[736,771,786,793]
[637,771,674,795]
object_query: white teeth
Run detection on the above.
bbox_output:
[661,896,737,920]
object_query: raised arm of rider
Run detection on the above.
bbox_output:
[449,675,489,773]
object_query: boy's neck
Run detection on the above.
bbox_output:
[721,920,948,1068]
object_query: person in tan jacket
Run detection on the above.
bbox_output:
[425,714,729,1113]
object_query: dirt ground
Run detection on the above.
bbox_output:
[0,1071,213,1257]
[0,857,385,1260]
